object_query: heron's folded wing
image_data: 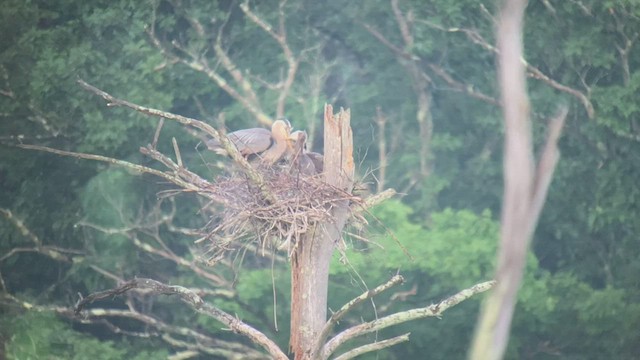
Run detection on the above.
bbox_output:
[229,128,272,155]
[206,128,272,155]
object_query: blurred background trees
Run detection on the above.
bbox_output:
[1,0,639,358]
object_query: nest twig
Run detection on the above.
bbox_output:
[199,165,360,262]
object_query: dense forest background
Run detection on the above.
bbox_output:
[1,0,639,359]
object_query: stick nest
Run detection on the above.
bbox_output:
[200,166,359,262]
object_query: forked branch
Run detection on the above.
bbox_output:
[17,144,215,199]
[470,0,567,358]
[415,17,594,118]
[239,0,300,118]
[74,278,288,359]
[2,294,264,359]
[76,79,277,203]
[321,280,496,359]
[311,274,404,358]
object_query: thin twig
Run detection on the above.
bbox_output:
[172,137,183,168]
[152,118,164,148]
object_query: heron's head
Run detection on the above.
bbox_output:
[271,119,292,141]
[289,130,308,151]
[274,117,292,134]
[276,117,292,132]
[289,130,307,141]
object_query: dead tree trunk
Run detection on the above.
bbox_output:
[290,105,354,360]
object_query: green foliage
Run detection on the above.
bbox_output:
[335,201,498,287]
[77,168,144,273]
[2,0,640,358]
[2,312,168,359]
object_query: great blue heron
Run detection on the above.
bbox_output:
[206,119,293,164]
[289,130,323,175]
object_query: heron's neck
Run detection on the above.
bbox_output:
[263,139,287,164]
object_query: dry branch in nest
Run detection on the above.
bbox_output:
[199,164,362,263]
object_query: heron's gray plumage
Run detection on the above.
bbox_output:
[289,130,323,175]
[206,119,293,165]
[206,128,272,156]
[305,151,324,173]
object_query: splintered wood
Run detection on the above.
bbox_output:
[323,104,355,191]
[290,105,355,360]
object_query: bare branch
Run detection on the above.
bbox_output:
[569,0,592,16]
[152,118,164,148]
[239,1,300,118]
[425,63,500,105]
[526,67,594,118]
[470,3,532,359]
[363,0,433,178]
[172,137,183,168]
[322,280,496,359]
[355,188,397,213]
[610,7,638,86]
[212,33,262,110]
[76,80,221,152]
[177,41,272,126]
[147,1,273,126]
[0,208,42,246]
[364,19,498,106]
[0,208,83,264]
[470,1,566,359]
[329,275,404,327]
[334,333,410,360]
[75,79,277,203]
[89,265,124,283]
[128,233,231,287]
[73,278,288,359]
[311,275,404,358]
[2,294,263,359]
[416,18,595,118]
[529,108,567,228]
[162,334,259,360]
[17,144,209,196]
[378,283,418,313]
[361,23,415,62]
[78,196,233,288]
[391,0,413,47]
[0,246,75,264]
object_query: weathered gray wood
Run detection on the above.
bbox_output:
[290,105,354,360]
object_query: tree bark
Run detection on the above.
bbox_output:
[290,105,354,359]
